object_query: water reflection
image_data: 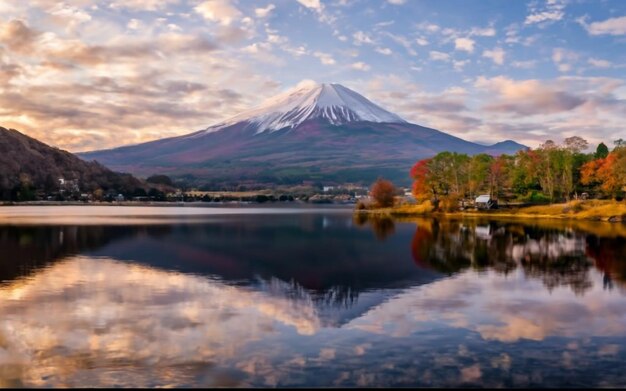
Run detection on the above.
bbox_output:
[400,218,626,295]
[1,210,626,387]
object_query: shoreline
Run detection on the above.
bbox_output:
[355,200,626,223]
[0,200,355,208]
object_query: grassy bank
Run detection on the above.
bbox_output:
[357,200,626,222]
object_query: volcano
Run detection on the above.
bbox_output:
[80,82,526,186]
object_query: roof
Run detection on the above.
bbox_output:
[475,195,491,203]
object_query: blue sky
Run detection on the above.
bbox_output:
[0,0,624,150]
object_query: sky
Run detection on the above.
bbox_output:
[0,0,625,152]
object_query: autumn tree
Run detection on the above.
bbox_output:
[370,178,396,207]
[582,146,626,199]
[410,159,433,201]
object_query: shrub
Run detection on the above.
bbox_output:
[370,178,396,208]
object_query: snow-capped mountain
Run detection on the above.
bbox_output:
[80,82,527,186]
[201,82,406,134]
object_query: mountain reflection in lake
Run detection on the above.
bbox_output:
[1,207,626,387]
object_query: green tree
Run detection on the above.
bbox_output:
[595,142,609,159]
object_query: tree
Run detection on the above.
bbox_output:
[410,159,431,200]
[595,143,609,159]
[468,154,493,199]
[370,178,396,208]
[564,136,588,153]
[581,147,626,199]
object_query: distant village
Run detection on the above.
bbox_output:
[34,177,414,205]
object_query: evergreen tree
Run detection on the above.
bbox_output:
[595,142,609,159]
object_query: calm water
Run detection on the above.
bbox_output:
[1,206,626,387]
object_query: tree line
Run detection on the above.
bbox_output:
[409,137,626,210]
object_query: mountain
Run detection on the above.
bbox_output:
[80,82,527,187]
[0,126,148,200]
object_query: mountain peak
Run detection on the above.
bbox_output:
[208,81,406,134]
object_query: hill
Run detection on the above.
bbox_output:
[0,126,154,201]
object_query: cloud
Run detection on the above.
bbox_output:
[415,37,428,46]
[525,10,564,25]
[0,19,40,52]
[454,37,475,53]
[429,51,450,62]
[314,51,336,65]
[375,47,392,55]
[475,76,586,116]
[525,0,566,25]
[297,0,323,12]
[552,48,578,73]
[511,60,536,69]
[580,16,626,36]
[387,0,406,4]
[109,0,179,11]
[255,4,275,18]
[194,0,242,26]
[469,26,496,37]
[351,62,370,71]
[353,31,374,45]
[482,47,505,65]
[588,58,612,68]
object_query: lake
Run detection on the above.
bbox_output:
[1,205,626,387]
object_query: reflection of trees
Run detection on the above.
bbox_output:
[586,235,626,291]
[353,215,395,240]
[408,219,608,295]
[0,225,171,283]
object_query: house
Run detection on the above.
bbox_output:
[475,195,497,210]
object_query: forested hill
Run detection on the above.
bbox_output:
[0,126,149,200]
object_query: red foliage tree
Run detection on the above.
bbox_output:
[410,158,431,200]
[370,178,396,207]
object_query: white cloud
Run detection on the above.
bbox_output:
[351,61,370,71]
[482,48,505,65]
[454,37,475,53]
[429,51,450,62]
[255,4,275,18]
[194,0,242,26]
[127,18,141,30]
[525,0,566,25]
[581,16,626,36]
[416,22,440,33]
[470,26,496,37]
[375,47,392,55]
[453,60,469,71]
[297,0,323,12]
[313,51,335,65]
[552,48,578,73]
[387,0,406,4]
[353,30,374,45]
[525,10,564,25]
[588,58,612,68]
[415,37,428,46]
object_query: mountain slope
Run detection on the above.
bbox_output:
[205,81,406,133]
[81,82,527,187]
[0,126,146,200]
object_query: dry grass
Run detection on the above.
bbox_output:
[359,199,626,222]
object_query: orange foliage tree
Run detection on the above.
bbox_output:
[581,147,626,198]
[370,178,396,207]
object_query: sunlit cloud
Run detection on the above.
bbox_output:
[0,0,623,151]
